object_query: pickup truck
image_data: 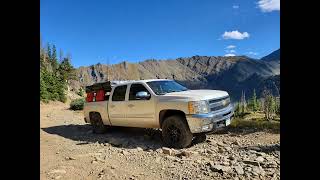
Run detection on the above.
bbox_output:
[84,79,234,148]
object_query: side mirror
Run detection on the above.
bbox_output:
[136,91,150,100]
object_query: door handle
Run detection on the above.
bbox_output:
[128,104,134,108]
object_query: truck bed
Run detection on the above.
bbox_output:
[83,101,111,125]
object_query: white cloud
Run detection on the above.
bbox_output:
[258,0,280,12]
[222,30,250,40]
[226,45,236,49]
[248,51,258,55]
[225,49,236,53]
[225,53,236,57]
[233,5,239,9]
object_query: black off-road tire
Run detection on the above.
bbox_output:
[161,115,193,149]
[90,113,107,134]
[193,133,207,144]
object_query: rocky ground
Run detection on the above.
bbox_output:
[40,101,280,180]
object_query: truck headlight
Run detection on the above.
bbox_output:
[188,101,209,114]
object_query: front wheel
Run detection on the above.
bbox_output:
[161,115,193,149]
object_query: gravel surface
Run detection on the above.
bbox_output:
[40,101,280,180]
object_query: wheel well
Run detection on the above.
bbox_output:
[159,110,186,127]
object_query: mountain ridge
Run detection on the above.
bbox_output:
[69,49,280,100]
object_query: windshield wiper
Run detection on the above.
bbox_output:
[158,92,167,95]
[166,90,185,93]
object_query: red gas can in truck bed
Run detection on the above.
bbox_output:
[95,89,105,101]
[86,92,94,102]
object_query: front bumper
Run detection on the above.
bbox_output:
[186,104,234,133]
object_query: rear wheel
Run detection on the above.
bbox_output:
[90,113,107,134]
[161,115,193,149]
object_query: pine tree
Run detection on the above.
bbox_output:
[40,41,69,103]
[59,48,64,63]
[240,90,247,115]
[262,89,276,121]
[40,70,49,101]
[271,96,276,118]
[275,97,280,116]
[51,45,59,72]
[252,89,258,112]
[47,43,52,60]
[234,102,241,117]
[58,57,76,82]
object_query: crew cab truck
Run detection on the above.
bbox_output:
[84,79,234,148]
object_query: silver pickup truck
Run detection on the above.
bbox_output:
[84,79,233,148]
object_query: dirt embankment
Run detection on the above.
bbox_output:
[40,102,280,180]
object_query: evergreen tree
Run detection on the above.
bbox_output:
[47,43,52,60]
[51,45,59,72]
[249,89,258,112]
[58,57,76,82]
[234,102,241,117]
[59,48,64,63]
[262,89,276,121]
[40,47,45,69]
[275,97,280,116]
[240,90,247,114]
[40,41,69,103]
[40,70,49,101]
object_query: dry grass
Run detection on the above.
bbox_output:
[230,112,280,132]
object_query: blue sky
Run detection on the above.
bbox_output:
[40,0,280,67]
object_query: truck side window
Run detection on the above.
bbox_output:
[112,85,127,101]
[129,84,151,100]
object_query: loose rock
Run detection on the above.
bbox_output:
[217,142,225,147]
[162,147,173,155]
[234,165,244,175]
[255,157,264,162]
[210,164,232,173]
[65,156,76,160]
[49,169,66,174]
[243,160,260,166]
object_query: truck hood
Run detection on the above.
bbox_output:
[160,90,229,101]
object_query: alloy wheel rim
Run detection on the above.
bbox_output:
[167,125,181,143]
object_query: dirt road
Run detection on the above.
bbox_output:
[40,101,280,180]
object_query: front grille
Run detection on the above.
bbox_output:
[209,96,229,104]
[208,96,230,112]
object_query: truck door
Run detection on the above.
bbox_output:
[108,85,128,126]
[126,83,156,128]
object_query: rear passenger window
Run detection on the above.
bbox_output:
[112,85,127,101]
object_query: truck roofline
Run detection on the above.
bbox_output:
[111,79,173,87]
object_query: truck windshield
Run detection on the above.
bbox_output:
[147,80,189,95]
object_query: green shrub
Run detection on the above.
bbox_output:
[70,98,85,110]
